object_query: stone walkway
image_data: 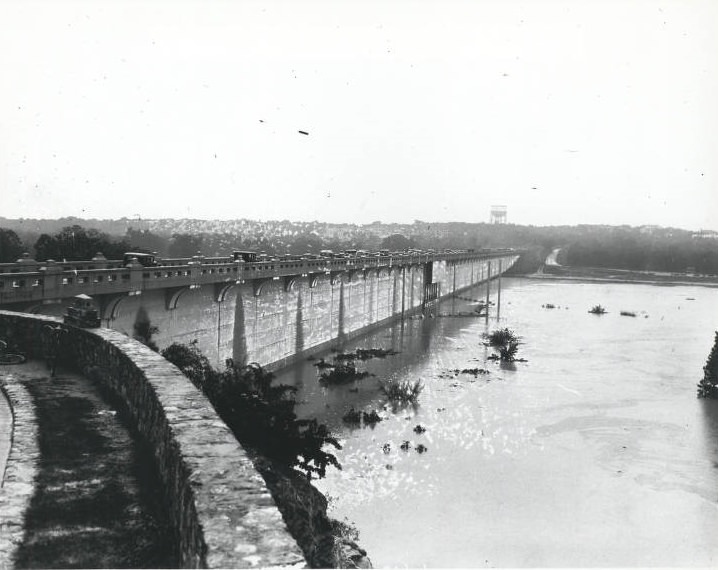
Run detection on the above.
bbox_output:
[3,361,175,569]
[0,386,10,485]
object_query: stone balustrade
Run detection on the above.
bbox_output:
[0,249,518,306]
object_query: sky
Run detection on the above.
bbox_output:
[1,0,716,230]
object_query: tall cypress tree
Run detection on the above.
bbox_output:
[698,332,718,398]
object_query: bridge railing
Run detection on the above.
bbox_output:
[0,249,519,305]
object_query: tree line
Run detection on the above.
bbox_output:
[2,222,717,276]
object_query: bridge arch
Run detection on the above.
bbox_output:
[252,278,273,297]
[165,287,192,310]
[101,294,128,321]
[284,276,299,293]
[214,282,237,303]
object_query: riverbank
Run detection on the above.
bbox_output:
[521,264,718,288]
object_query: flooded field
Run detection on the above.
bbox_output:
[274,278,718,567]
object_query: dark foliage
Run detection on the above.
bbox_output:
[133,321,159,352]
[125,228,168,256]
[318,362,371,385]
[486,328,521,361]
[333,348,399,362]
[698,332,718,399]
[161,342,341,479]
[167,233,204,257]
[33,225,131,261]
[380,233,417,251]
[361,409,382,425]
[342,408,362,424]
[380,378,424,403]
[0,228,25,262]
[564,227,718,275]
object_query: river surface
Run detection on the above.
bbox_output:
[274,278,718,567]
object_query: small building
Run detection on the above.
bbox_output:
[64,294,101,328]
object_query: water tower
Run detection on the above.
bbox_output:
[490,205,507,224]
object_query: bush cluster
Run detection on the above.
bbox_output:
[162,342,341,479]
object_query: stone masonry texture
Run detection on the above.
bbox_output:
[0,311,306,569]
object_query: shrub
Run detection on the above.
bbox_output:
[487,327,521,362]
[380,378,424,403]
[342,408,361,424]
[162,342,341,479]
[319,362,370,385]
[588,304,607,314]
[362,409,382,425]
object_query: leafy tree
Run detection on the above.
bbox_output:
[125,228,169,256]
[0,228,26,262]
[168,233,204,257]
[161,342,341,479]
[33,225,130,261]
[380,233,417,251]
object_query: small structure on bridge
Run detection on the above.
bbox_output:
[64,294,101,328]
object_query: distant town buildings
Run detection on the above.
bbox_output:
[693,229,718,239]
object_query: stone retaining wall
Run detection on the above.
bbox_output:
[0,378,39,568]
[0,311,306,569]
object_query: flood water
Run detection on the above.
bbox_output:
[274,278,718,567]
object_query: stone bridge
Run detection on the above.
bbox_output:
[0,249,520,368]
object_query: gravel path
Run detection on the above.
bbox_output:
[7,362,175,569]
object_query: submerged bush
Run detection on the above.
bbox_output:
[380,378,424,403]
[342,407,362,424]
[319,362,371,385]
[362,409,383,425]
[588,304,607,315]
[486,327,521,362]
[698,332,718,399]
[162,342,341,479]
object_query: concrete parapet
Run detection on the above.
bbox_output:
[0,311,306,569]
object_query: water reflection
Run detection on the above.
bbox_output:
[274,279,718,567]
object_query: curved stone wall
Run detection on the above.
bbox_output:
[0,378,38,568]
[0,311,305,569]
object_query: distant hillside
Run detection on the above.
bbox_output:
[0,217,149,236]
[2,217,715,275]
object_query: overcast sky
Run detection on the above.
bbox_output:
[1,0,716,229]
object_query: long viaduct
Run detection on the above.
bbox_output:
[0,249,520,368]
